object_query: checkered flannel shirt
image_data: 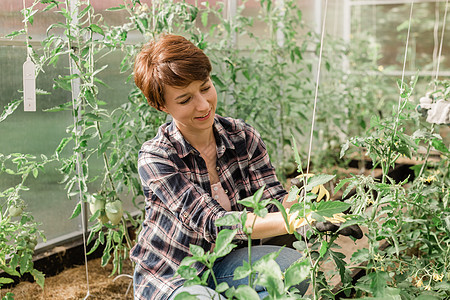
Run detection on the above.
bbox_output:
[130,114,287,300]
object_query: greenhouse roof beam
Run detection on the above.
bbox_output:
[351,0,447,6]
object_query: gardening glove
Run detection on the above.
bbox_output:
[285,210,363,240]
[416,93,450,125]
[426,99,450,125]
[291,173,330,202]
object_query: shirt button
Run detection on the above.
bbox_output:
[213,186,218,191]
[182,212,188,218]
[224,189,228,194]
[214,195,219,199]
[216,166,220,171]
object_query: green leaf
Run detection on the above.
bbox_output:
[176,265,197,280]
[340,140,350,158]
[201,11,208,27]
[0,266,20,277]
[210,75,226,89]
[254,259,284,297]
[84,89,97,108]
[368,271,389,297]
[0,99,23,123]
[43,101,72,112]
[286,185,300,203]
[331,250,350,285]
[415,295,441,300]
[214,229,237,257]
[0,277,14,284]
[304,174,335,191]
[233,284,261,299]
[89,24,104,36]
[19,253,32,275]
[43,2,57,12]
[291,136,303,172]
[216,282,229,293]
[78,4,91,19]
[87,239,101,255]
[101,249,111,267]
[84,112,103,121]
[284,259,310,288]
[314,201,350,218]
[253,185,265,203]
[319,241,328,258]
[106,5,125,11]
[292,240,307,252]
[30,269,45,289]
[432,138,449,153]
[174,292,199,300]
[334,177,353,194]
[233,260,252,280]
[433,281,450,291]
[6,30,26,38]
[69,202,82,219]
[189,244,204,257]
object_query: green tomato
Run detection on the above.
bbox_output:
[27,237,38,250]
[89,198,108,224]
[105,200,123,226]
[9,205,24,217]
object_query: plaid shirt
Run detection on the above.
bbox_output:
[130,115,287,300]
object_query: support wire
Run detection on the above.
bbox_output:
[306,0,328,175]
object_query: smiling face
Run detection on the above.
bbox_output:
[161,78,217,137]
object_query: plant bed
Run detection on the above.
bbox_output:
[1,257,133,300]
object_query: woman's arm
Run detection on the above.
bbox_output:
[245,212,288,239]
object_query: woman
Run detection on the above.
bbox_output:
[130,34,309,300]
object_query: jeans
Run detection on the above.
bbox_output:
[169,245,309,299]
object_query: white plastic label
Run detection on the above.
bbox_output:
[23,58,36,112]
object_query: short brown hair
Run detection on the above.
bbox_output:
[134,34,212,111]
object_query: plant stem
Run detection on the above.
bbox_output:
[417,125,435,179]
[247,215,258,288]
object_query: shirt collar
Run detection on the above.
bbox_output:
[213,115,235,158]
[166,121,197,158]
[166,115,235,159]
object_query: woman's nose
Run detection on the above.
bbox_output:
[196,94,210,111]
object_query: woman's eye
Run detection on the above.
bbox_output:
[179,97,191,104]
[201,86,211,92]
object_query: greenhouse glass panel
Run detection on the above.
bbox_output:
[0,1,139,245]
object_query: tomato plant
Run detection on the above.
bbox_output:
[0,153,48,297]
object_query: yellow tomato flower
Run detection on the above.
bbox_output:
[416,279,423,287]
[432,273,444,282]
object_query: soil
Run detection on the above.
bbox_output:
[1,258,134,300]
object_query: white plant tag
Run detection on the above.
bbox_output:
[23,58,36,111]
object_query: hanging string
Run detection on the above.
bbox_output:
[418,0,448,178]
[22,0,31,59]
[78,0,91,294]
[435,0,448,81]
[64,0,91,298]
[305,0,328,176]
[394,1,414,129]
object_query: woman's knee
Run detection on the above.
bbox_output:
[169,285,226,300]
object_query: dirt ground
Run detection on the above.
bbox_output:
[1,258,134,300]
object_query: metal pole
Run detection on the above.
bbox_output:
[314,0,322,35]
[343,0,351,72]
[68,0,88,236]
[227,0,237,47]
